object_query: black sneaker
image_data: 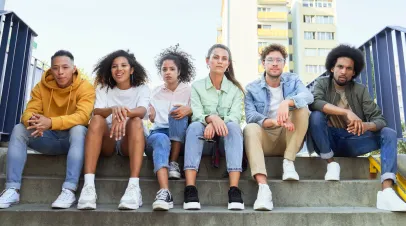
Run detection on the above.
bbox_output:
[152,189,173,211]
[183,185,201,210]
[228,187,244,210]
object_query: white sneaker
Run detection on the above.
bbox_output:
[118,184,143,210]
[282,159,299,181]
[377,188,406,211]
[253,184,273,211]
[77,184,97,210]
[325,162,340,181]
[51,188,76,209]
[168,161,181,179]
[0,188,19,209]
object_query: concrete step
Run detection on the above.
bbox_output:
[0,176,380,207]
[0,148,371,179]
[0,204,405,226]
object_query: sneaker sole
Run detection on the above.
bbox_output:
[118,202,143,210]
[183,202,201,210]
[0,201,18,209]
[282,173,299,181]
[254,201,274,211]
[153,201,174,211]
[325,176,340,181]
[168,171,181,180]
[77,202,97,210]
[228,202,245,210]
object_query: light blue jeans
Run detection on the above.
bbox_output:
[183,121,243,172]
[6,123,87,191]
[145,111,189,173]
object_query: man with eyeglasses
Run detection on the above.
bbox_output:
[243,44,313,211]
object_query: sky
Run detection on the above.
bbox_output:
[4,0,406,87]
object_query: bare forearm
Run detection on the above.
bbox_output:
[322,103,348,116]
[127,107,147,118]
[364,122,378,132]
[93,108,112,118]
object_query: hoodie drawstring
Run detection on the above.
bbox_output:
[66,86,73,115]
[48,89,54,115]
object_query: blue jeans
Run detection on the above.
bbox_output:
[183,121,243,172]
[6,123,87,191]
[309,111,397,183]
[145,111,189,173]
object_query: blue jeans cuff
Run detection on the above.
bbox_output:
[63,182,78,191]
[381,172,397,184]
[6,182,21,190]
[169,136,184,143]
[184,166,198,172]
[154,164,169,174]
[320,151,334,159]
[227,168,242,173]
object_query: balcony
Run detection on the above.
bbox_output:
[258,45,293,54]
[258,0,287,5]
[217,36,223,44]
[257,29,288,39]
[257,12,287,21]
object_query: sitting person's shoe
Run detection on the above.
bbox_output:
[168,161,181,180]
[253,184,273,211]
[152,189,174,211]
[377,187,406,211]
[228,186,244,210]
[183,185,201,210]
[0,188,19,209]
[51,188,76,209]
[325,162,340,181]
[282,159,299,181]
[77,184,97,210]
[118,184,143,210]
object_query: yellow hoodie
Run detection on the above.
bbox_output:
[21,69,95,130]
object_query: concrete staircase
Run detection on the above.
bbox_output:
[0,148,405,226]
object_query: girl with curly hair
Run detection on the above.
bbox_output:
[145,45,196,211]
[77,50,150,211]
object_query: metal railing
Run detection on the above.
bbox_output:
[0,11,37,141]
[307,26,406,138]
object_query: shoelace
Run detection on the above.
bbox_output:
[185,187,198,198]
[155,189,169,201]
[229,188,243,199]
[259,186,272,200]
[170,162,180,171]
[284,161,296,172]
[57,189,73,201]
[82,186,96,196]
[0,189,16,200]
[124,184,139,197]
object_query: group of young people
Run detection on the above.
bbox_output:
[0,43,405,212]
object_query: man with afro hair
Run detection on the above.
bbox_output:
[308,44,406,211]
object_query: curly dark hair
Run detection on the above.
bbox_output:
[155,44,196,83]
[94,50,148,89]
[325,44,365,80]
[260,44,288,61]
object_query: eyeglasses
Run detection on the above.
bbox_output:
[264,58,285,64]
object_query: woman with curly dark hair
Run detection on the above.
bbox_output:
[145,45,195,211]
[77,50,150,211]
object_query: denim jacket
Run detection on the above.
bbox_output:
[244,72,314,126]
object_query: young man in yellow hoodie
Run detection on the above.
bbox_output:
[0,50,95,209]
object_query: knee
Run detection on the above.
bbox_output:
[11,123,29,139]
[69,125,87,138]
[152,134,171,149]
[226,121,242,134]
[309,111,326,126]
[186,122,204,135]
[128,117,143,130]
[243,123,262,138]
[381,127,397,141]
[88,115,106,132]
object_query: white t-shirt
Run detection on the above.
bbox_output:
[94,84,150,125]
[267,85,284,119]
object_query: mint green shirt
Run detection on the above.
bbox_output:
[191,75,243,125]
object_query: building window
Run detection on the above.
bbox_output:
[258,42,269,48]
[289,38,293,45]
[305,48,317,56]
[304,15,334,24]
[306,65,325,74]
[288,22,292,29]
[317,32,334,40]
[263,25,272,29]
[304,32,316,40]
[318,48,331,56]
[305,0,332,8]
[303,0,310,7]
